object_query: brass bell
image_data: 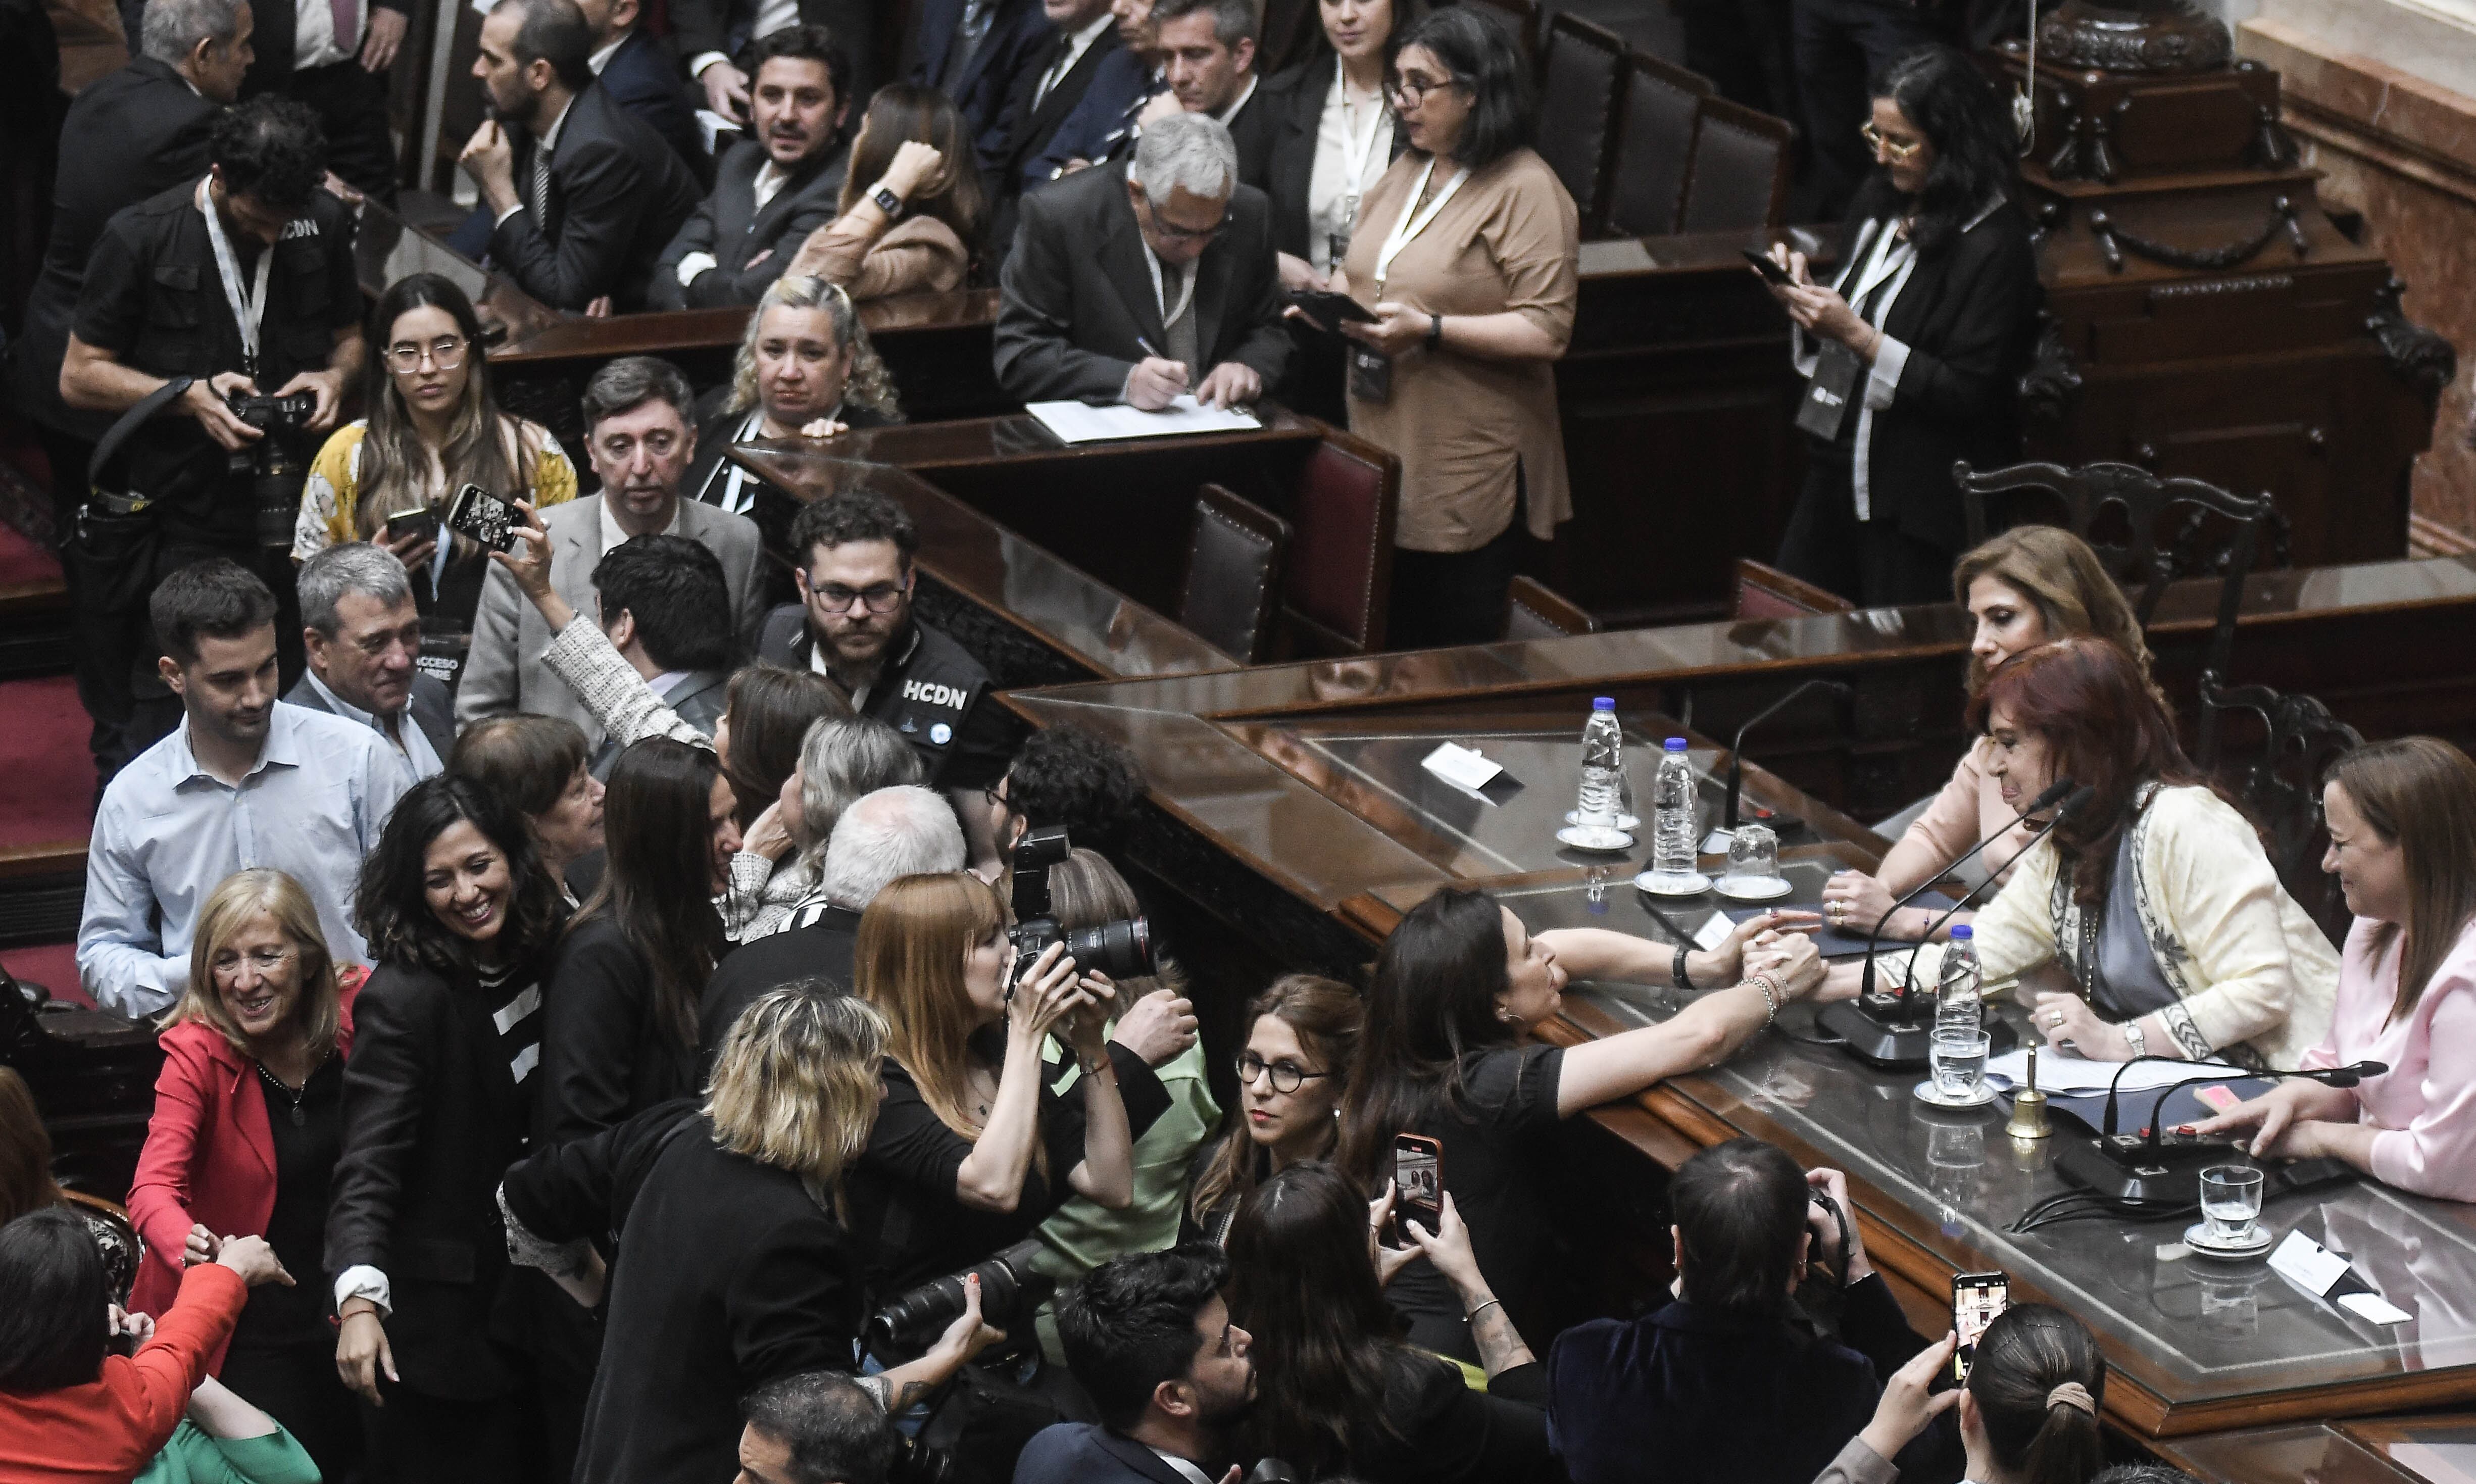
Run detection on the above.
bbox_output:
[2006,1042,2052,1141]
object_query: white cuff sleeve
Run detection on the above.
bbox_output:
[689,50,730,78]
[493,202,524,227]
[1863,334,1910,411]
[675,252,719,288]
[335,1265,391,1318]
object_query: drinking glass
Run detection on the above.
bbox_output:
[1929,1029,1991,1101]
[1725,824,1781,887]
[2200,1164,2266,1244]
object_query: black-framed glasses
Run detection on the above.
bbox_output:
[1237,1052,1330,1094]
[1859,122,1924,161]
[812,580,907,613]
[383,335,468,372]
[1135,191,1228,244]
[1386,71,1463,106]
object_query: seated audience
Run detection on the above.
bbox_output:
[1821,525,2160,941]
[984,724,1148,867]
[292,273,578,626]
[572,0,706,177]
[328,776,570,1479]
[991,0,1133,214]
[654,26,856,311]
[700,781,962,1057]
[1548,1141,1933,1484]
[756,490,1012,794]
[687,275,904,517]
[1152,0,1274,182]
[458,0,701,313]
[80,562,411,1018]
[461,357,766,745]
[1761,46,2041,608]
[540,738,738,1147]
[1305,5,1576,649]
[2198,738,2476,1201]
[681,0,879,126]
[448,716,607,902]
[289,545,455,781]
[735,1370,904,1484]
[734,716,929,947]
[1341,886,1820,1358]
[1024,1245,1254,1484]
[0,1210,291,1479]
[1183,972,1360,1243]
[1226,1161,1551,1483]
[125,870,362,1479]
[852,872,1159,1293]
[784,85,983,301]
[500,983,1000,1484]
[1835,637,2341,1067]
[908,0,1058,173]
[0,1069,141,1301]
[995,111,1290,410]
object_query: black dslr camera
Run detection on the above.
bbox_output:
[226,389,318,549]
[867,1236,1054,1363]
[1003,825,1155,988]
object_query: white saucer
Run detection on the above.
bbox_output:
[1556,825,1637,853]
[1566,809,1641,830]
[2182,1221,2274,1259]
[1715,875,1795,902]
[1913,1080,1997,1109]
[1635,870,1713,897]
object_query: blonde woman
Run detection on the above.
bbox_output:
[684,275,902,515]
[853,872,1144,1296]
[784,84,982,302]
[124,870,360,1479]
[500,981,1002,1484]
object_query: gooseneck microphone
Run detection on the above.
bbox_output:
[2047,1060,2391,1211]
[1855,774,2077,1007]
[1722,679,1853,831]
[1895,784,2095,998]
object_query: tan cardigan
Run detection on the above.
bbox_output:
[795,212,969,301]
[1878,736,2037,894]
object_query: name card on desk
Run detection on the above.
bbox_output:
[1421,742,1504,793]
[2269,1229,2353,1296]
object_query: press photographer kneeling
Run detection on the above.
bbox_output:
[60,96,364,777]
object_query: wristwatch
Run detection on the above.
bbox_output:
[1425,312,1444,351]
[2122,1021,2148,1059]
[871,184,904,219]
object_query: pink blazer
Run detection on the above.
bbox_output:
[124,976,359,1366]
[2307,919,2476,1202]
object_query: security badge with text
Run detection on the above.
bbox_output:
[897,678,974,747]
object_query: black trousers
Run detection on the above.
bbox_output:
[359,1381,544,1484]
[1787,0,1955,218]
[264,59,399,204]
[221,1337,364,1484]
[1773,460,1957,609]
[1389,518,1524,650]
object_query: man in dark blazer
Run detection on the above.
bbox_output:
[1019,1245,1256,1484]
[459,0,701,313]
[291,542,456,780]
[232,0,407,202]
[675,0,878,126]
[981,0,1120,213]
[9,0,242,493]
[653,25,853,311]
[909,0,1053,170]
[995,111,1290,409]
[1152,0,1273,185]
[576,0,708,181]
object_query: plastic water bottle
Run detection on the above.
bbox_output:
[1575,699,1625,826]
[1651,738,1700,879]
[1936,924,1983,1034]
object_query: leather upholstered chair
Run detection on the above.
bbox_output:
[1281,439,1399,655]
[1533,12,1628,233]
[1731,559,1854,620]
[1505,575,1598,641]
[1181,485,1294,664]
[1678,94,1793,232]
[1601,52,1711,239]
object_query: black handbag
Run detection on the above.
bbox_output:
[63,376,196,614]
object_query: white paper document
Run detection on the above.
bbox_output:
[2269,1229,2354,1297]
[2338,1291,2413,1325]
[1982,1046,2240,1095]
[1421,743,1503,792]
[1025,395,1261,444]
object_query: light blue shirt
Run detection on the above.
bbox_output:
[300,667,444,781]
[77,702,412,1018]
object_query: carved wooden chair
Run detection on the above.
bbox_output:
[1533,12,1628,232]
[1181,484,1293,664]
[1955,458,2273,764]
[2198,671,2362,949]
[1504,575,1598,641]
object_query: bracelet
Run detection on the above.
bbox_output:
[1748,974,1780,1025]
[1466,1297,1503,1324]
[1673,943,1695,992]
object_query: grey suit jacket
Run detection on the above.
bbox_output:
[283,671,457,768]
[455,494,766,746]
[649,136,853,311]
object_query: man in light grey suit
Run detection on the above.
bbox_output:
[457,356,766,746]
[287,542,457,780]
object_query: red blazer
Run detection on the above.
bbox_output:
[124,976,359,1364]
[0,1263,246,1482]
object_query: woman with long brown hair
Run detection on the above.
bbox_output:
[1185,973,1361,1244]
[785,84,983,301]
[2197,737,2476,1199]
[851,871,1144,1293]
[1830,636,2338,1067]
[1822,523,2157,942]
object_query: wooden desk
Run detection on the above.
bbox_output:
[2160,1412,2476,1483]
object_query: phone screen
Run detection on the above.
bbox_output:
[1952,1273,2010,1381]
[1394,1136,1441,1228]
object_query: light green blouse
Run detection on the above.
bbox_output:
[135,1422,320,1484]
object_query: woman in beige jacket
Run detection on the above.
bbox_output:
[786,84,981,301]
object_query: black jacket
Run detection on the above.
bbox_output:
[1260,55,1406,262]
[595,28,710,185]
[1813,183,2041,553]
[993,161,1291,404]
[1015,1424,1215,1484]
[324,954,554,1400]
[536,915,705,1147]
[910,0,1054,171]
[504,1105,869,1484]
[672,0,883,100]
[281,670,455,764]
[683,384,898,514]
[753,607,1012,788]
[987,22,1124,196]
[488,81,703,312]
[241,0,408,92]
[11,56,216,435]
[1220,78,1280,192]
[652,136,853,311]
[697,903,860,1075]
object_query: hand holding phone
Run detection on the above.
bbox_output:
[444,483,518,553]
[1392,1133,1443,1240]
[1744,248,1796,286]
[1287,288,1378,331]
[1951,1271,2010,1381]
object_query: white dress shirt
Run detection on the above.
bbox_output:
[1306,60,1392,272]
[1036,11,1116,110]
[301,667,444,781]
[292,0,365,72]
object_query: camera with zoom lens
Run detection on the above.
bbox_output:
[1003,824,1155,986]
[867,1237,1054,1363]
[226,390,317,549]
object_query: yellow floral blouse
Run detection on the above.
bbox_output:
[290,417,578,561]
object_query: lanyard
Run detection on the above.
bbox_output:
[197,177,274,377]
[1373,158,1468,293]
[1333,62,1388,231]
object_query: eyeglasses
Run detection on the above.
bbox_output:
[1236,1052,1330,1094]
[1859,123,1924,161]
[1135,192,1228,245]
[1386,71,1462,106]
[812,581,907,613]
[383,335,469,372]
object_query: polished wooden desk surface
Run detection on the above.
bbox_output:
[2162,1413,2476,1483]
[808,405,1327,470]
[349,200,564,345]
[487,288,1003,366]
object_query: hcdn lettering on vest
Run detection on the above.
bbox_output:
[902,680,967,709]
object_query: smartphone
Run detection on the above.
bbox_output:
[443,483,517,553]
[383,505,438,543]
[1742,248,1795,285]
[1287,288,1378,326]
[1952,1271,2010,1382]
[1393,1133,1444,1238]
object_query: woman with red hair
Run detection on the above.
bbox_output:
[1826,636,2337,1066]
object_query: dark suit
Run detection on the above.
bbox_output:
[991,22,1124,195]
[584,670,730,778]
[909,0,1055,172]
[993,161,1291,404]
[1219,79,1279,190]
[684,389,896,514]
[1013,1424,1204,1484]
[489,82,703,312]
[671,0,882,101]
[1024,47,1156,191]
[593,28,710,185]
[237,0,407,202]
[652,136,852,311]
[696,904,858,1078]
[9,56,216,442]
[281,670,456,768]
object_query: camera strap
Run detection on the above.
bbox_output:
[85,374,195,505]
[197,176,273,379]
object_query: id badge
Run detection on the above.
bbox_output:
[1349,346,1394,404]
[1795,341,1863,440]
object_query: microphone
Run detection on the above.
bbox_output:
[2053,1060,2390,1208]
[1721,679,1852,833]
[1896,784,2094,996]
[2135,1060,2387,1152]
[1859,775,2075,1006]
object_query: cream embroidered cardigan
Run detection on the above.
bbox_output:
[1903,784,2339,1068]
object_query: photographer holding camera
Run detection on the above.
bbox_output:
[61,95,365,781]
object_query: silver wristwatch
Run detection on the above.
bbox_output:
[2121,1020,2147,1059]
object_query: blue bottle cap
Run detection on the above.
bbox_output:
[1664,737,1687,751]
[1593,697,1615,710]
[1950,924,1973,941]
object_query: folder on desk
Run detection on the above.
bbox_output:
[1025,397,1262,444]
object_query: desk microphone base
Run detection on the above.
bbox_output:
[2053,1133,2235,1209]
[1817,999,2019,1070]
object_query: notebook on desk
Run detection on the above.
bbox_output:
[1025,396,1261,444]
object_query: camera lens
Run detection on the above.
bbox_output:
[1063,917,1153,981]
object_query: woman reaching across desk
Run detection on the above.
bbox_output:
[1826,637,2337,1067]
[2195,738,2476,1201]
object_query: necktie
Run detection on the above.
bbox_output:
[947,0,993,85]
[531,146,551,228]
[329,0,360,53]
[1032,32,1072,110]
[1162,264,1200,373]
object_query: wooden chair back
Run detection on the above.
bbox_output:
[1505,575,1599,641]
[1181,485,1294,664]
[2198,671,2362,948]
[1533,12,1629,232]
[1602,51,1712,238]
[1731,559,1854,620]
[1679,94,1793,232]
